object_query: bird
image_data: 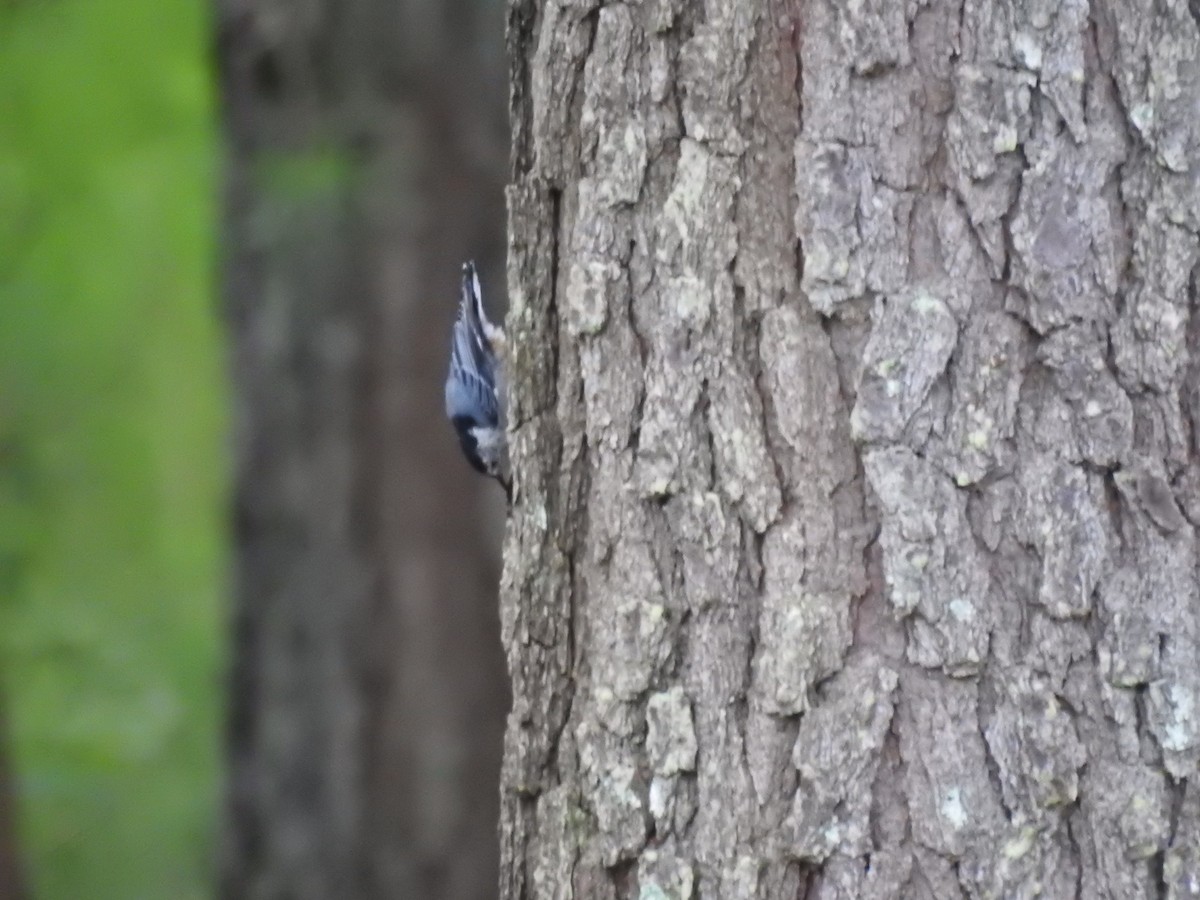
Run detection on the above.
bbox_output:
[445,260,510,499]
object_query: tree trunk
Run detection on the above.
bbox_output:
[216,2,509,898]
[501,0,1200,896]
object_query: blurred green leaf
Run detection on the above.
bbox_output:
[256,145,359,199]
[0,0,224,896]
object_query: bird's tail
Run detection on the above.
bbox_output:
[460,261,487,335]
[460,260,504,351]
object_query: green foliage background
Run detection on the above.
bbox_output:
[0,0,225,896]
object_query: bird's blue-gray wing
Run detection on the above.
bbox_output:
[446,315,501,425]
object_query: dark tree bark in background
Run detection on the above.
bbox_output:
[502,0,1200,897]
[216,1,508,898]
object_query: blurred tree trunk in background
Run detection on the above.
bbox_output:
[216,1,508,898]
[501,0,1200,896]
[0,698,25,900]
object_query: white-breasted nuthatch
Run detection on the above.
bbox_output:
[445,260,509,498]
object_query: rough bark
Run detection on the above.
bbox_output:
[501,0,1200,897]
[216,2,509,898]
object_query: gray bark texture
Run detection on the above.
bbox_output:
[216,1,509,898]
[500,0,1200,897]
